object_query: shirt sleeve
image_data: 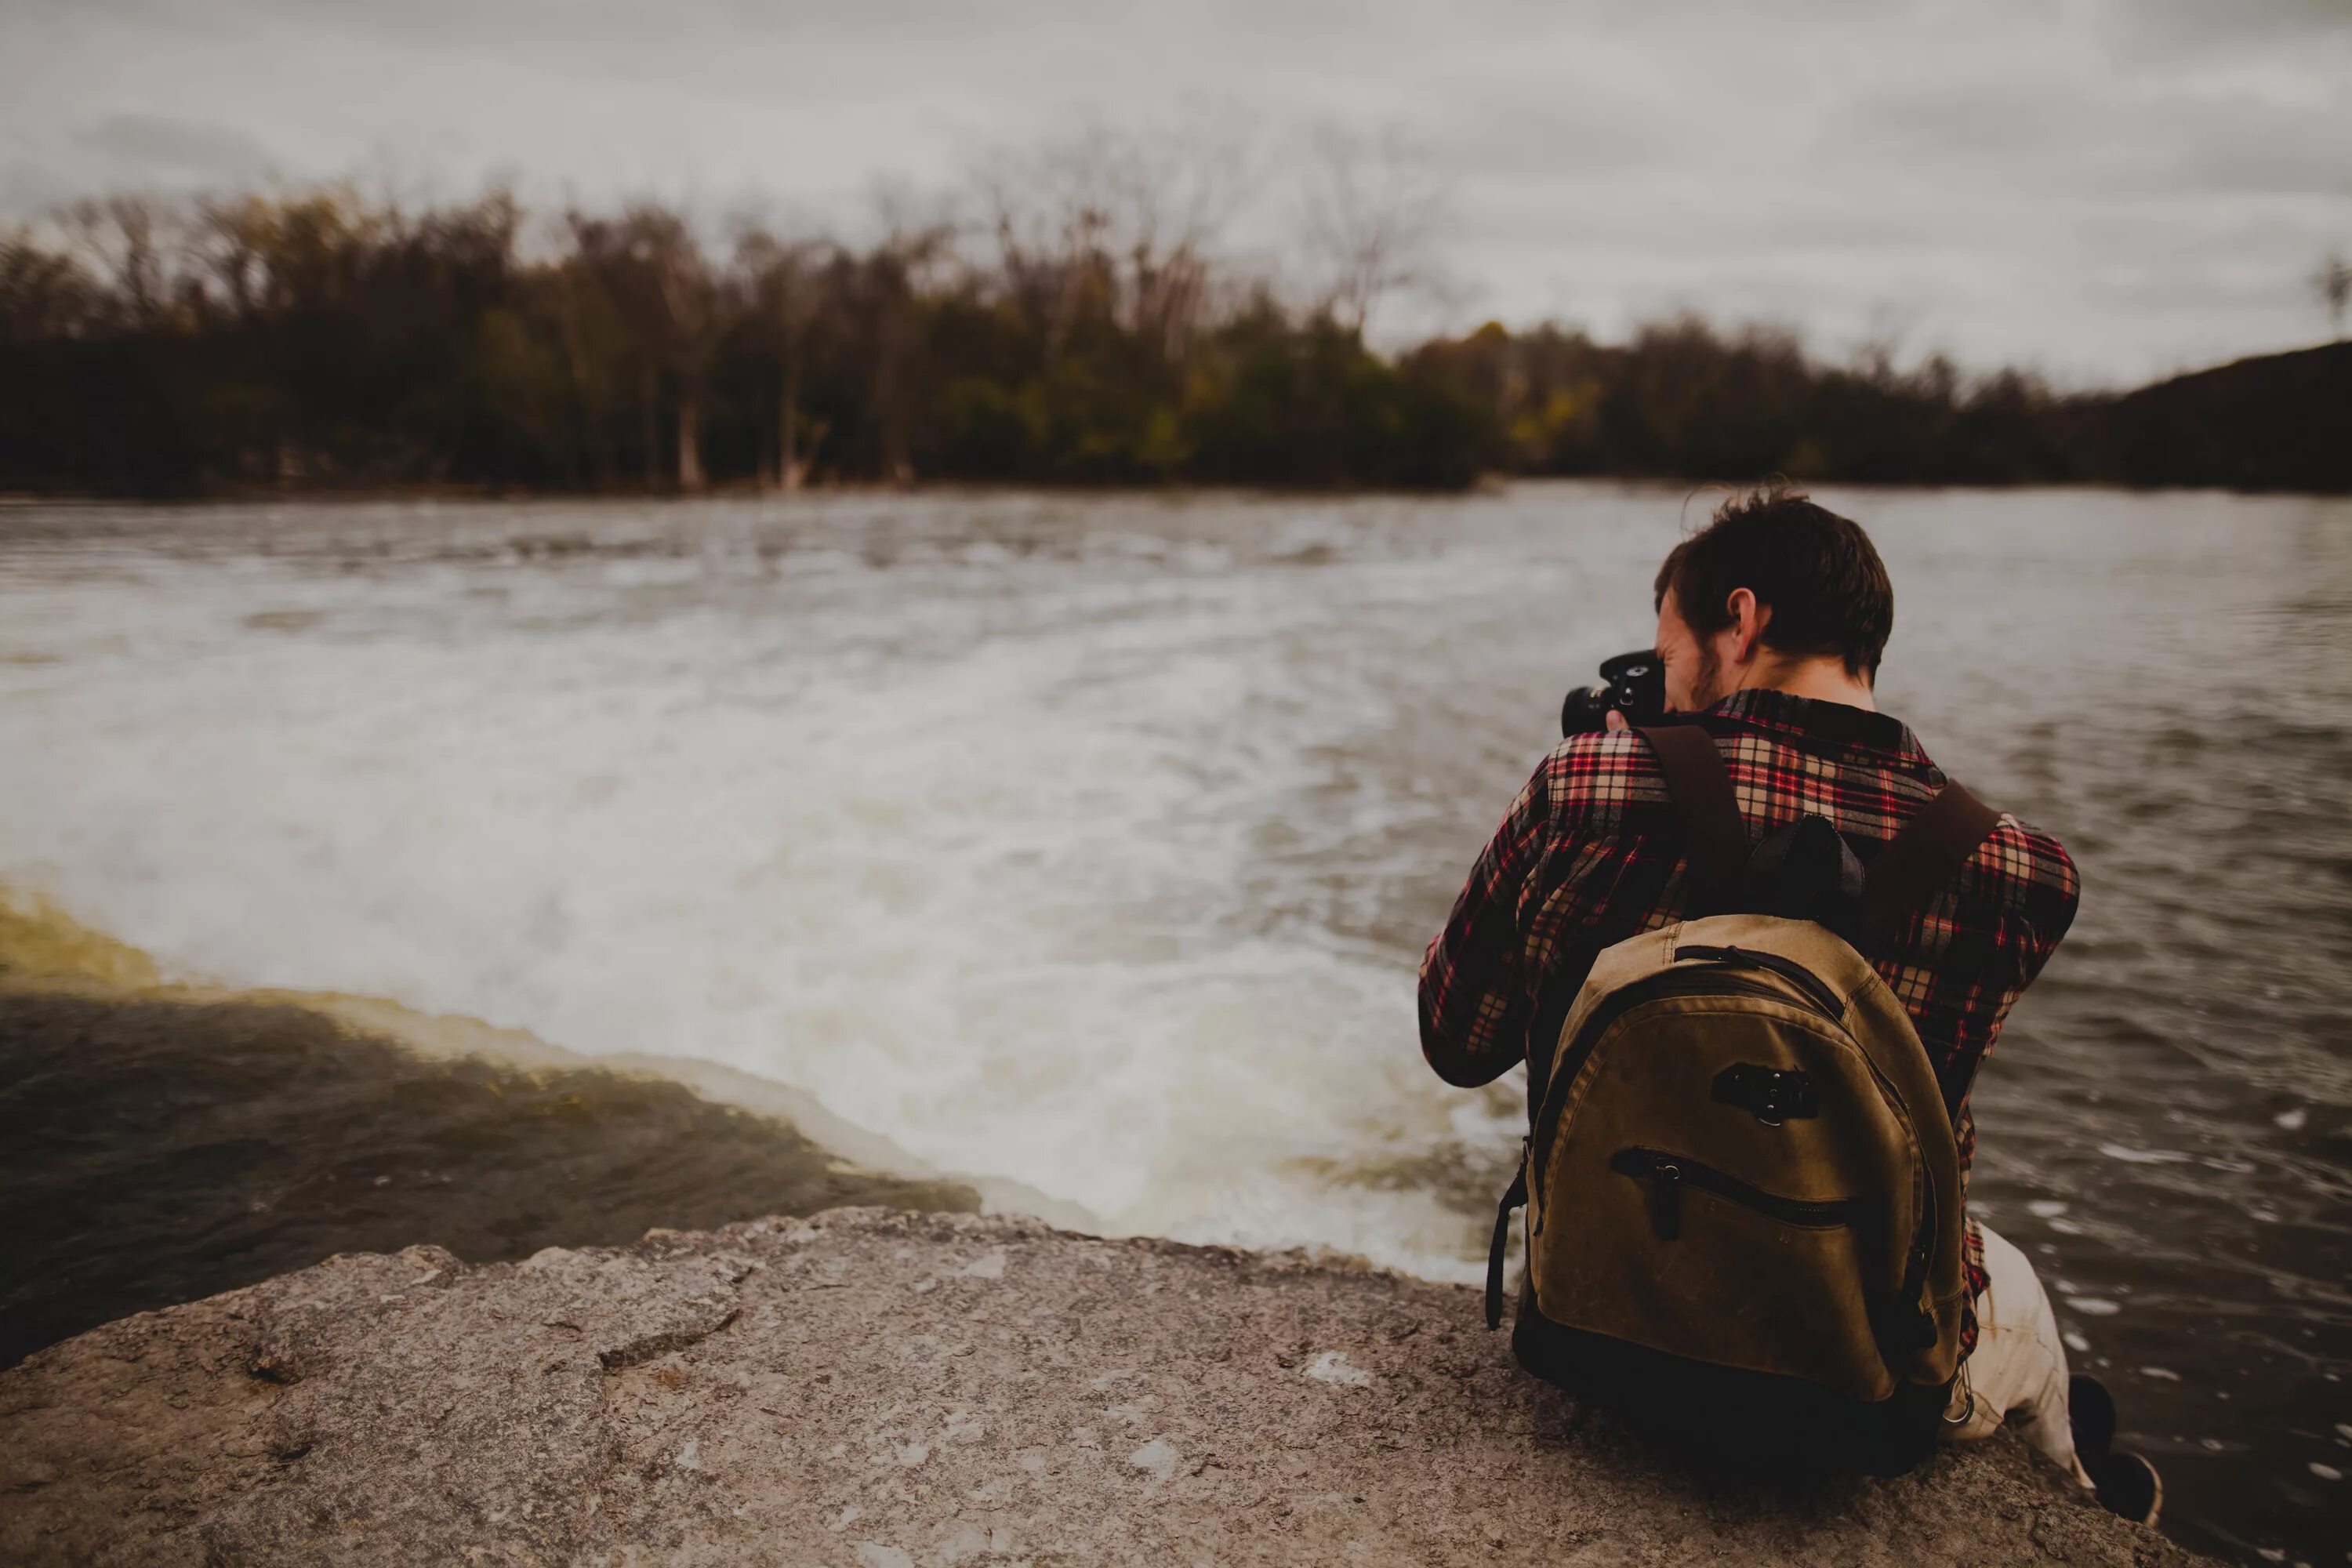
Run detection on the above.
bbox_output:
[1977,815,2082,1059]
[2002,818,2081,989]
[1417,754,1557,1088]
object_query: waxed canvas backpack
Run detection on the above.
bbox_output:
[1486,723,1998,1474]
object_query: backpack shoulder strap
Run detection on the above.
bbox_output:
[1637,724,1745,916]
[1862,780,2002,938]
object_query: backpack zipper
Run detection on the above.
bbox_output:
[1845,1041,1942,1354]
[1609,1145,1857,1240]
[1671,944,1846,1021]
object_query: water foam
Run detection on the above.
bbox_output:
[0,495,1548,1279]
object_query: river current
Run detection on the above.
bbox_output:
[0,485,2344,1563]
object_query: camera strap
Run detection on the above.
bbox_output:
[1638,723,1746,916]
[1861,780,2002,939]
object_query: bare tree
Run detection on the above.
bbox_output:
[863,189,958,487]
[663,242,714,493]
[977,134,1117,358]
[2315,249,2351,341]
[0,227,97,342]
[550,253,626,488]
[194,194,270,319]
[1297,123,1447,339]
[568,205,713,491]
[59,194,187,327]
[735,221,828,490]
[973,115,1247,366]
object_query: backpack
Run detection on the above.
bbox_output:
[1485,722,2000,1475]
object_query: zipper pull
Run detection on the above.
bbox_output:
[1649,1159,1683,1241]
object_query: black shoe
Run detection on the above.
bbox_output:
[2088,1450,2162,1528]
[2069,1374,2117,1464]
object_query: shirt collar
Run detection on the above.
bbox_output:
[1706,688,1928,764]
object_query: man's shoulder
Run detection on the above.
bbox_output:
[1537,728,1672,822]
[1536,712,1788,825]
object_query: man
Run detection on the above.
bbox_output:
[1417,485,2158,1521]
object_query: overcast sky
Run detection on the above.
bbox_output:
[5,0,2349,385]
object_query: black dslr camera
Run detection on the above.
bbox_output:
[1560,649,1667,736]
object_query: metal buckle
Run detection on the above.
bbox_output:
[1711,1064,1819,1127]
[1942,1360,1977,1426]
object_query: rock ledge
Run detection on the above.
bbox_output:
[0,1207,2205,1566]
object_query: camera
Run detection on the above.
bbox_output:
[1561,648,1667,736]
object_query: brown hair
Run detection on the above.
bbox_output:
[1653,483,1894,681]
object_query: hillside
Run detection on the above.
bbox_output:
[2100,341,2352,493]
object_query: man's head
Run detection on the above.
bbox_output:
[1650,484,1893,712]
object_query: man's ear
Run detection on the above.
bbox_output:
[1725,587,1767,662]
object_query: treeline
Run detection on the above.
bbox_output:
[1418,321,2087,485]
[0,183,1486,495]
[1,182,2342,496]
[1416,321,2348,492]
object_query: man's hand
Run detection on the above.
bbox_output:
[1605,708,1631,733]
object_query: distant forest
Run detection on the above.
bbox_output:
[2,176,2345,496]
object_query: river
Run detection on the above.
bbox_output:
[0,485,2344,1563]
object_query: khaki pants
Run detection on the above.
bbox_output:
[1942,1222,2095,1489]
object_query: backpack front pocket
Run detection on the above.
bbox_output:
[1609,1145,1858,1240]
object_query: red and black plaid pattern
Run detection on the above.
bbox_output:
[1418,688,2080,1358]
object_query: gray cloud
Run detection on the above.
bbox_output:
[73,112,276,178]
[2099,0,2352,53]
[2,0,2347,383]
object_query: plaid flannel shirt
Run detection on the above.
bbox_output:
[1417,688,2080,1358]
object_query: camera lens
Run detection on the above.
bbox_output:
[1561,686,1612,737]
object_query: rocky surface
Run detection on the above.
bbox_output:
[0,1207,2205,1566]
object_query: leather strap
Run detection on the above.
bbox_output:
[1641,722,2000,940]
[1486,1160,1529,1330]
[1638,724,1746,916]
[1863,781,2002,938]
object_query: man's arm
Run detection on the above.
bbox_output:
[1999,818,2081,992]
[1417,755,1558,1088]
[1972,816,2082,1056]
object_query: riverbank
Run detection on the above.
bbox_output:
[0,1206,2206,1566]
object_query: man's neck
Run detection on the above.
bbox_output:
[1734,655,1877,712]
